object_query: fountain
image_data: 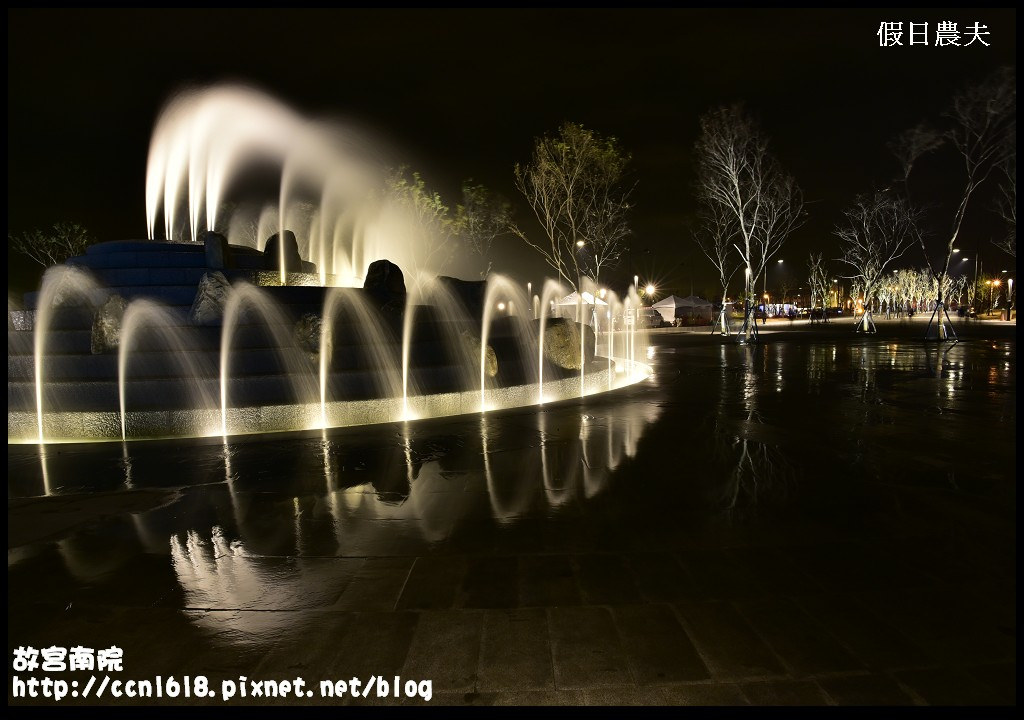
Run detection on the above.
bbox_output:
[8,84,652,444]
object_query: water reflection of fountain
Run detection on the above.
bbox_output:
[36,403,660,641]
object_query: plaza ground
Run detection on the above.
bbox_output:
[7,318,1016,707]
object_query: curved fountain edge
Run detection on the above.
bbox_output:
[9,359,653,444]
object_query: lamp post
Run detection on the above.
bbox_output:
[986,279,1001,313]
[764,258,783,301]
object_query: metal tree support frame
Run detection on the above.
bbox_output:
[923,299,959,343]
[854,309,877,334]
[736,301,760,344]
[711,303,733,336]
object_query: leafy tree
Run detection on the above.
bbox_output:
[510,122,632,289]
[385,167,460,273]
[454,181,513,278]
[9,222,93,267]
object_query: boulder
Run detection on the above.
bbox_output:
[90,294,129,354]
[189,272,232,326]
[263,230,303,273]
[294,313,324,359]
[363,259,407,313]
[437,276,486,319]
[201,231,231,270]
[538,317,596,370]
[460,329,498,378]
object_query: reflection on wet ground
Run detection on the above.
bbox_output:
[8,333,1016,706]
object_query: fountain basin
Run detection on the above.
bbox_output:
[8,360,651,443]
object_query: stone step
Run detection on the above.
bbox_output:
[7,362,535,412]
[63,267,211,287]
[67,251,207,270]
[84,240,206,255]
[24,287,197,310]
[66,248,268,270]
[8,338,518,380]
[9,314,532,355]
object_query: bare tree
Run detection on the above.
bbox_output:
[779,279,794,305]
[994,153,1016,258]
[835,194,921,333]
[894,67,1016,339]
[876,271,897,318]
[694,203,741,334]
[510,122,632,290]
[949,274,968,306]
[694,105,804,341]
[453,181,513,279]
[9,222,93,267]
[807,253,831,323]
[888,123,944,189]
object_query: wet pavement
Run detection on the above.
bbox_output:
[7,326,1016,706]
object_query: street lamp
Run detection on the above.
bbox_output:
[987,279,1001,312]
[764,258,783,299]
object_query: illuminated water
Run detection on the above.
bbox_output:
[7,333,1015,705]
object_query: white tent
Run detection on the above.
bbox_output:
[652,295,713,324]
[554,291,610,328]
[555,291,609,307]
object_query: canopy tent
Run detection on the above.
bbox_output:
[553,291,610,328]
[652,295,713,324]
[555,291,609,307]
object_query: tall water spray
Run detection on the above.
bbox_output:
[33,267,98,444]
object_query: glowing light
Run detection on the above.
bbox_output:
[645,284,655,296]
[497,302,506,311]
[576,240,585,248]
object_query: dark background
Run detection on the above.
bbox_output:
[7,8,1017,299]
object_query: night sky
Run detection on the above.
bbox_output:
[7,8,1017,298]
